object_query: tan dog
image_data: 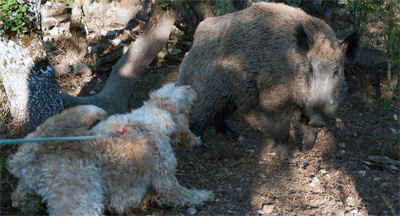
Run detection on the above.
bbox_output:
[8,83,213,215]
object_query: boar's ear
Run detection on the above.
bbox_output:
[295,24,313,55]
[342,31,359,62]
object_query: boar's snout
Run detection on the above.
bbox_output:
[308,114,326,128]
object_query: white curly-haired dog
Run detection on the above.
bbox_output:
[8,83,213,215]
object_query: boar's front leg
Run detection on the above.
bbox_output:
[253,109,293,159]
[275,134,293,159]
[301,124,318,152]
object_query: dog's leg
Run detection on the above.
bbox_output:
[31,105,108,138]
[11,182,33,209]
[105,172,150,214]
[173,114,201,148]
[35,159,104,216]
[150,139,213,206]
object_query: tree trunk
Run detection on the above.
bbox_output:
[203,0,214,18]
[0,0,63,130]
[69,0,88,61]
[61,5,178,114]
[353,0,359,32]
[383,0,399,100]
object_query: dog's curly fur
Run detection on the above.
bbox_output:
[8,83,213,215]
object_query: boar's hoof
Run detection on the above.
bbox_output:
[276,144,294,159]
[308,114,326,128]
[302,126,318,152]
[195,144,208,154]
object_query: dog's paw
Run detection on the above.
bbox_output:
[11,185,30,208]
[192,189,214,204]
[191,135,202,147]
[76,105,108,126]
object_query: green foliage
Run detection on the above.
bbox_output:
[0,157,6,179]
[380,84,399,107]
[157,0,175,11]
[212,0,234,15]
[0,0,31,33]
[66,0,74,6]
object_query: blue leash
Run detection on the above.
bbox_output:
[0,135,112,146]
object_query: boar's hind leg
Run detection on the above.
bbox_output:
[301,124,318,152]
[216,100,240,141]
[216,120,239,141]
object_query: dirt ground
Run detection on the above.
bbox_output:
[57,56,400,216]
[1,4,400,216]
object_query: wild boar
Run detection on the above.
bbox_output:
[178,2,358,158]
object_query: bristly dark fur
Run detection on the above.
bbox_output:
[178,2,359,158]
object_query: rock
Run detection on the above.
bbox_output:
[96,43,109,51]
[262,204,275,214]
[157,50,168,59]
[202,153,212,160]
[101,30,118,38]
[48,27,62,36]
[339,150,345,154]
[111,38,122,46]
[87,33,97,41]
[358,171,366,176]
[367,155,400,165]
[256,210,265,215]
[309,177,319,187]
[319,169,327,174]
[170,48,182,56]
[394,114,398,121]
[338,142,346,148]
[390,128,397,134]
[187,207,197,215]
[89,90,97,95]
[373,177,381,181]
[238,135,245,142]
[47,50,58,57]
[42,17,58,32]
[40,1,65,18]
[54,64,72,77]
[247,149,255,154]
[323,174,331,180]
[181,41,193,46]
[168,65,177,69]
[335,118,344,128]
[390,164,399,171]
[96,78,102,84]
[88,46,98,54]
[72,63,92,77]
[43,36,52,42]
[259,173,267,178]
[82,0,141,34]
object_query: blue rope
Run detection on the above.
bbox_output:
[0,135,112,146]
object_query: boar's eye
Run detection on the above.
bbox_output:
[333,69,339,78]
